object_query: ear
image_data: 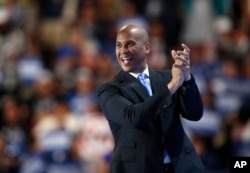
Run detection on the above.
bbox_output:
[144,42,151,54]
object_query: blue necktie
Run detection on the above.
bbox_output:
[138,73,171,163]
[138,73,152,96]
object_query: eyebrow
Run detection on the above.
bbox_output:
[116,40,135,44]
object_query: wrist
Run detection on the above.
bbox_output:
[167,81,179,95]
[183,75,194,86]
[185,74,191,81]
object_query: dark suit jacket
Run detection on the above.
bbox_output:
[96,69,206,173]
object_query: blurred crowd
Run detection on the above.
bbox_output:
[0,0,249,173]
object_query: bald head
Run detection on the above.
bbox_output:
[117,24,149,43]
[115,24,151,73]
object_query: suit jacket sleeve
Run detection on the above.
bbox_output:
[96,81,172,128]
[175,75,203,121]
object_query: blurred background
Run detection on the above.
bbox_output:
[0,0,249,173]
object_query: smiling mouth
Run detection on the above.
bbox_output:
[121,57,132,64]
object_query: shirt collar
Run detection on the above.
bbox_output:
[129,65,150,79]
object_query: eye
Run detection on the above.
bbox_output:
[127,41,136,47]
[116,43,121,48]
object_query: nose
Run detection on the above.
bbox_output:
[120,46,128,54]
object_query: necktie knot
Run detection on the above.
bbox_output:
[138,73,148,81]
[138,73,152,96]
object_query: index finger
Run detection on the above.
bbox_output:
[181,43,190,53]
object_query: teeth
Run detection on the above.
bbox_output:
[122,57,132,61]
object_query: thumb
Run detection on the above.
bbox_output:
[171,50,177,61]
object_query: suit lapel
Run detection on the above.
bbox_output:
[149,69,168,94]
[114,69,171,99]
[115,70,149,99]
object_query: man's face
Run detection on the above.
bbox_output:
[116,31,150,73]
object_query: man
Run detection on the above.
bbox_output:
[96,24,206,173]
